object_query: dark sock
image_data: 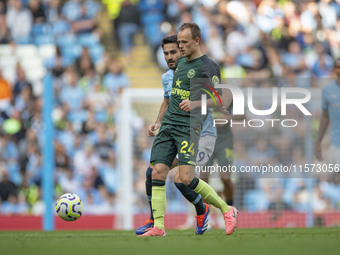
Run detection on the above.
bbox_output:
[188,177,200,190]
[145,166,153,220]
[226,199,233,206]
[175,182,206,215]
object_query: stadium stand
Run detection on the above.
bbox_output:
[0,0,339,229]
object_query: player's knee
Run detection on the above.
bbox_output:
[180,175,193,186]
[152,165,166,180]
[174,173,181,183]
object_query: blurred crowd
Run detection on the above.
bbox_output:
[0,0,129,215]
[110,0,340,79]
[0,0,340,218]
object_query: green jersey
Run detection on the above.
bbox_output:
[162,55,221,130]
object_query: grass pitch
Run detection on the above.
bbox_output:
[1,228,339,255]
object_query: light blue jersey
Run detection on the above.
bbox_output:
[322,81,340,147]
[200,109,217,137]
[162,70,217,137]
[161,70,173,99]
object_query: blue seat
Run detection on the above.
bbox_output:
[15,36,32,44]
[61,44,82,62]
[139,0,165,12]
[34,34,54,45]
[44,57,73,69]
[7,162,22,186]
[244,190,269,212]
[141,12,164,26]
[51,20,71,36]
[141,12,164,47]
[78,33,100,47]
[85,1,101,18]
[89,44,104,63]
[56,34,77,47]
[31,23,51,36]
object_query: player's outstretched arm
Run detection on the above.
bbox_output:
[148,98,169,137]
[315,109,330,161]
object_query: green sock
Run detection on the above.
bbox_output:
[151,184,166,229]
[193,178,230,214]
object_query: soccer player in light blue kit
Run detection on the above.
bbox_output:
[136,35,216,235]
[315,58,340,165]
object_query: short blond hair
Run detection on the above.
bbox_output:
[179,22,201,41]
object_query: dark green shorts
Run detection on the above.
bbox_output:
[150,124,200,167]
[206,130,234,167]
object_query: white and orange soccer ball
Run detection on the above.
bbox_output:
[55,193,84,221]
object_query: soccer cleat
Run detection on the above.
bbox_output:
[195,203,210,235]
[135,218,154,235]
[223,206,238,235]
[139,226,166,237]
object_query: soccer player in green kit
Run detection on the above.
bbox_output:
[141,23,238,237]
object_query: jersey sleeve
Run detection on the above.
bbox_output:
[201,58,223,105]
[161,72,171,99]
[201,58,222,94]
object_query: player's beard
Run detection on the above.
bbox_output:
[168,61,176,70]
